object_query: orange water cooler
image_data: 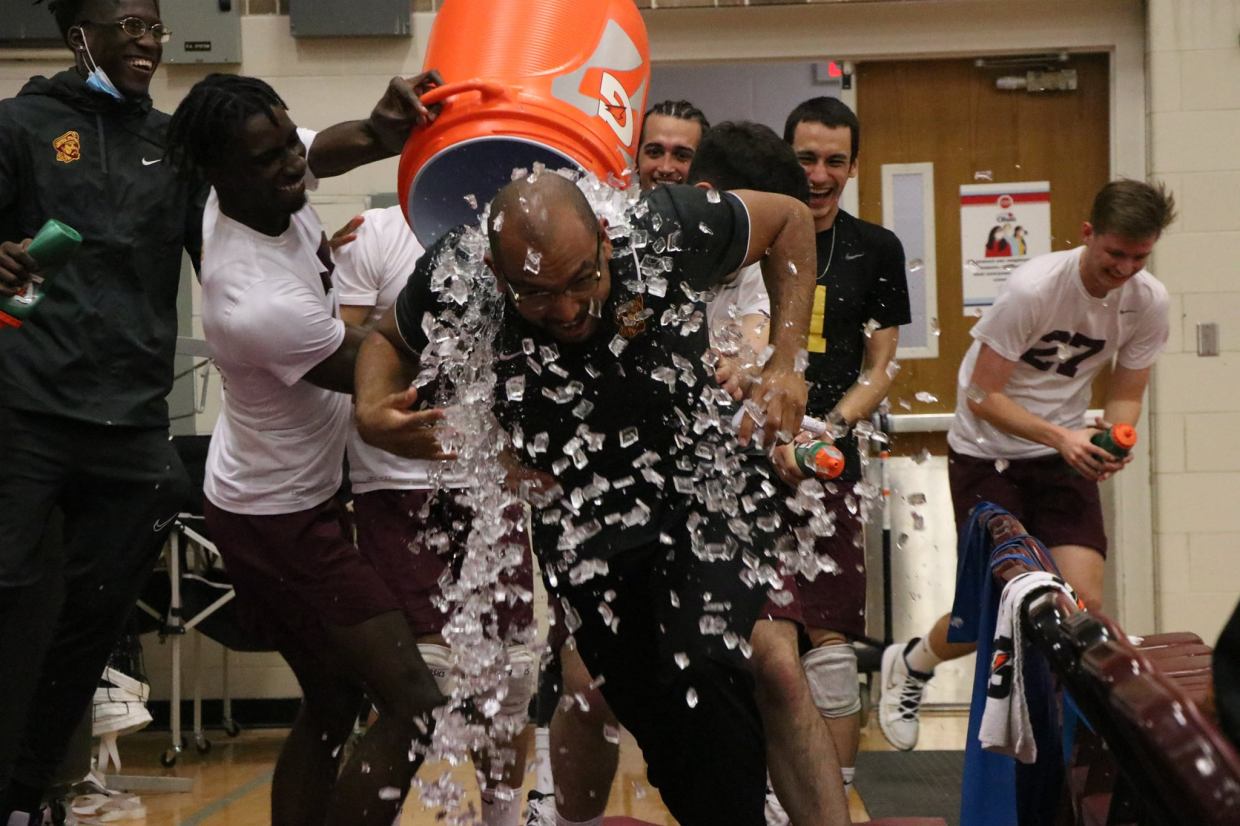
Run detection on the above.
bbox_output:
[397,0,650,246]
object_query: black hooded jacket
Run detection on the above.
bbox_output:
[0,70,205,428]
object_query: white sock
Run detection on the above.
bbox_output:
[534,725,554,794]
[480,788,522,826]
[903,636,941,676]
[841,765,855,795]
[555,815,603,826]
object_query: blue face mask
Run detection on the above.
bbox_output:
[77,31,124,100]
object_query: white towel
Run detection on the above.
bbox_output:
[979,571,1076,763]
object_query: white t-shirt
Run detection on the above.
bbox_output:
[948,246,1169,460]
[202,129,353,515]
[334,206,463,492]
[705,262,770,347]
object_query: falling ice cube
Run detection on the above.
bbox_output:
[965,384,986,404]
[378,787,402,801]
[706,188,722,204]
[886,360,902,379]
[609,336,628,356]
[698,222,714,236]
[794,348,809,373]
[504,376,528,403]
[699,615,727,635]
[524,249,542,275]
[863,318,881,338]
[464,193,478,210]
[913,448,931,465]
[686,687,699,708]
[994,458,1010,474]
[930,317,941,337]
[908,493,927,505]
[914,391,938,404]
[907,258,924,273]
[619,427,639,448]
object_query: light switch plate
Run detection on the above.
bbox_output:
[1197,322,1220,357]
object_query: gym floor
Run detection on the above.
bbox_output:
[113,711,969,824]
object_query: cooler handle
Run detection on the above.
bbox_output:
[420,79,512,108]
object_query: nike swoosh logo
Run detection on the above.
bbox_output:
[153,514,177,532]
[142,157,163,166]
[845,252,865,260]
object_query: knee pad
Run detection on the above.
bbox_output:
[420,643,536,719]
[801,643,861,718]
[418,643,457,697]
[500,644,537,718]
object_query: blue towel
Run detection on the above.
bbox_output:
[950,503,1064,826]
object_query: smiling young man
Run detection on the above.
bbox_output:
[165,72,451,826]
[879,179,1175,752]
[767,96,911,798]
[0,2,204,820]
[636,99,710,189]
[356,171,817,825]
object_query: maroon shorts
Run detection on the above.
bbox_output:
[203,496,399,650]
[764,482,866,638]
[762,574,805,628]
[948,449,1107,557]
[352,488,535,640]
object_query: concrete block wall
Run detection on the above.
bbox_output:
[1147,0,1240,642]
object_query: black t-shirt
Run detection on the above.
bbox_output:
[804,209,910,480]
[394,184,751,563]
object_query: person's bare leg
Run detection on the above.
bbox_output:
[549,641,619,821]
[1048,544,1104,613]
[476,725,533,826]
[324,611,444,826]
[925,612,976,661]
[272,641,366,826]
[752,619,851,825]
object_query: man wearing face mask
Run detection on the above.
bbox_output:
[0,2,201,820]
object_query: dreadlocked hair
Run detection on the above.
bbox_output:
[166,74,287,183]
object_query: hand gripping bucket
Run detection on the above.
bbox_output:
[397,0,649,247]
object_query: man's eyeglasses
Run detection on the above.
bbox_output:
[505,240,603,314]
[85,17,173,44]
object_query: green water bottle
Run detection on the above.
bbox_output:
[0,219,81,329]
[794,441,845,480]
[1092,424,1137,459]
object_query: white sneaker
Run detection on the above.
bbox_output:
[764,782,790,826]
[523,790,556,826]
[878,641,932,751]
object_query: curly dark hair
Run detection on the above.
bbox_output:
[688,121,810,203]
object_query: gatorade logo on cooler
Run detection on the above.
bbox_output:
[551,20,648,165]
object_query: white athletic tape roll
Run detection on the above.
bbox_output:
[501,644,537,717]
[802,643,862,718]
